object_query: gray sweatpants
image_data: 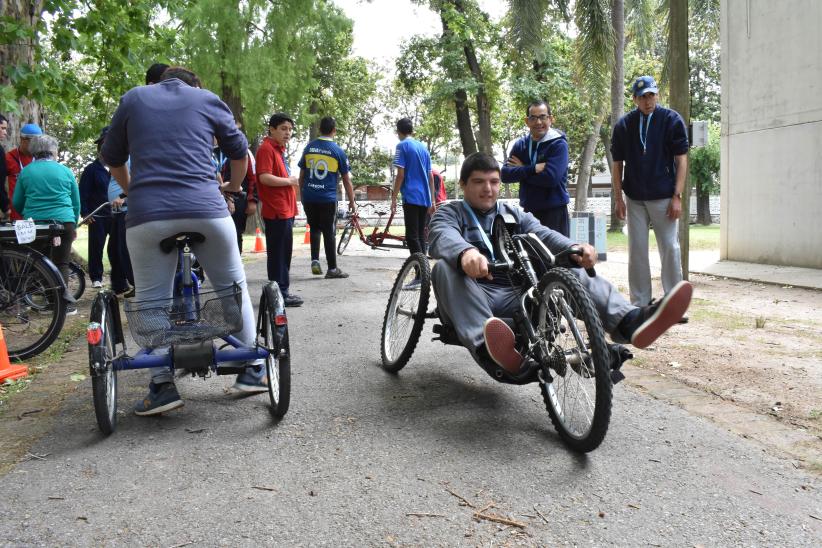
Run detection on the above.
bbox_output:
[126,216,262,384]
[626,197,683,306]
[431,260,634,350]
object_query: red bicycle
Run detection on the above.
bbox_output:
[337,203,406,255]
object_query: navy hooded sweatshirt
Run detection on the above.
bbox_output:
[501,128,570,212]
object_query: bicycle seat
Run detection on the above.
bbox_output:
[159,232,206,253]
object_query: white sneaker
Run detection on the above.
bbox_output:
[91,280,103,288]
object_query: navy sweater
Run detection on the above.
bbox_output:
[501,129,570,211]
[610,106,689,201]
[101,78,248,228]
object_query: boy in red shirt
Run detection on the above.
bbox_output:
[255,113,303,307]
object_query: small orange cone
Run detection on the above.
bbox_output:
[303,224,311,245]
[0,323,28,382]
[252,227,266,254]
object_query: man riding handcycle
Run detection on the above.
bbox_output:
[380,152,692,452]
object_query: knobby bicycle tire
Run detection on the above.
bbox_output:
[0,248,67,360]
[261,282,291,418]
[380,253,430,373]
[537,267,612,453]
[89,292,118,435]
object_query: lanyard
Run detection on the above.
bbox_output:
[281,152,291,176]
[639,111,653,155]
[527,138,540,166]
[462,201,498,261]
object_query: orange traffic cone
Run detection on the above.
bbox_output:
[252,227,266,254]
[303,224,311,245]
[0,323,29,382]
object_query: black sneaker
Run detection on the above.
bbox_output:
[134,382,184,416]
[283,293,304,307]
[325,268,349,279]
[622,281,693,349]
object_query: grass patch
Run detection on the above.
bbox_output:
[606,224,719,253]
[688,303,751,330]
[809,410,822,421]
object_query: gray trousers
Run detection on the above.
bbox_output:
[127,216,263,385]
[431,260,634,351]
[626,197,683,306]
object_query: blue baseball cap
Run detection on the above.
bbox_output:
[632,75,659,97]
[20,123,43,137]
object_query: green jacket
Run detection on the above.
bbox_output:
[12,160,80,224]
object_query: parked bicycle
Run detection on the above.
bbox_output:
[337,202,407,255]
[0,222,70,360]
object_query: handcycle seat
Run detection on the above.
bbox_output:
[159,232,206,253]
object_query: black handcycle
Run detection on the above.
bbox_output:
[380,213,629,453]
[0,222,70,360]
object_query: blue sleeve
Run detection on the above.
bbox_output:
[78,165,93,215]
[610,120,626,162]
[210,93,248,160]
[668,111,689,155]
[500,140,535,183]
[108,178,122,202]
[297,144,308,169]
[393,142,405,168]
[338,147,350,175]
[101,93,131,167]
[528,139,568,190]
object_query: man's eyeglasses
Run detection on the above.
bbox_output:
[527,115,550,123]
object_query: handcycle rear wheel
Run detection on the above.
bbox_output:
[537,268,612,453]
[0,248,67,360]
[89,292,119,435]
[260,282,291,418]
[68,261,86,301]
[380,252,430,373]
[337,221,354,255]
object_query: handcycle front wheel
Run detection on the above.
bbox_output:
[537,268,612,453]
[380,252,431,373]
[89,292,119,435]
[0,248,67,360]
[260,282,291,418]
[337,221,354,255]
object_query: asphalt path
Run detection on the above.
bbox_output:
[1,241,820,546]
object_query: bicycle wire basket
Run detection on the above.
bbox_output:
[123,283,243,348]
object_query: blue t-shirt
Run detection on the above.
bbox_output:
[393,137,432,207]
[298,137,350,203]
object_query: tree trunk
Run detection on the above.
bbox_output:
[669,0,690,279]
[574,116,604,212]
[0,0,45,140]
[439,3,478,157]
[696,186,711,225]
[308,100,319,141]
[608,0,625,232]
[462,42,492,153]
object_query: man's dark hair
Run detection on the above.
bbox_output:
[145,63,169,85]
[0,113,7,124]
[396,118,413,135]
[526,99,552,117]
[269,112,295,129]
[319,116,336,135]
[460,152,500,183]
[160,66,202,88]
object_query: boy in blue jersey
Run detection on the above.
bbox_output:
[298,116,356,278]
[390,118,436,257]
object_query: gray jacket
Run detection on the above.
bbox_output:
[429,200,574,272]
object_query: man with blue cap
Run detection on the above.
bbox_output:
[610,76,689,308]
[5,122,43,221]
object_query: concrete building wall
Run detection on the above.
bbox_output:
[721,0,822,268]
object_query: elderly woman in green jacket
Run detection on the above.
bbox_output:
[12,134,81,310]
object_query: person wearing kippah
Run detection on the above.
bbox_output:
[610,75,689,307]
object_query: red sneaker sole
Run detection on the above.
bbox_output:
[483,318,523,374]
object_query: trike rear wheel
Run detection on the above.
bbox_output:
[68,261,86,301]
[537,268,611,453]
[261,283,291,418]
[89,292,119,435]
[380,253,430,373]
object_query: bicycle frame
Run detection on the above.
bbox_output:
[347,205,406,250]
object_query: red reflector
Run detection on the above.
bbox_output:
[274,314,287,326]
[87,323,103,345]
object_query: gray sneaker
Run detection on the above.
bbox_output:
[325,268,349,279]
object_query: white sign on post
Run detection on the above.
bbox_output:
[14,219,36,244]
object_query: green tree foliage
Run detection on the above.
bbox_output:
[689,121,719,194]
